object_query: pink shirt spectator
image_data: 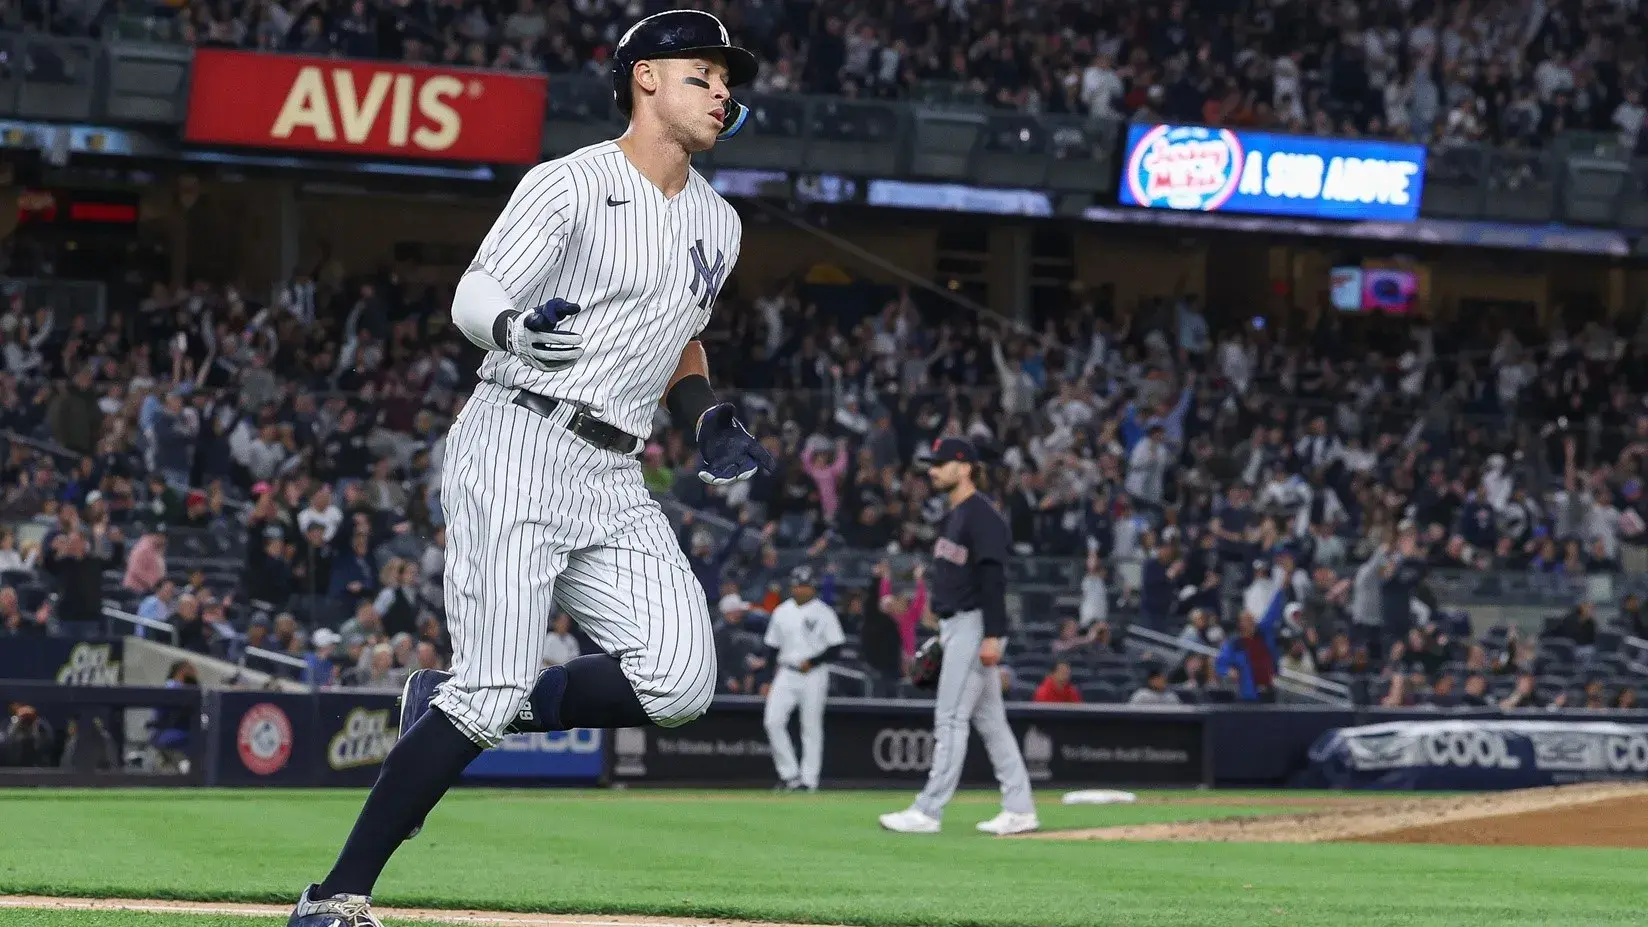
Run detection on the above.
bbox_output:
[123,535,167,593]
[880,573,927,658]
[801,440,849,521]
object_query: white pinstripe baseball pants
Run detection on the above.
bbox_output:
[432,382,716,747]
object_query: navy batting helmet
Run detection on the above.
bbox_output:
[611,10,757,140]
[789,565,818,588]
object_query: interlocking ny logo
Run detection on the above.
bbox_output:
[688,239,726,312]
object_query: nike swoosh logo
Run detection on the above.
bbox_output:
[606,195,630,207]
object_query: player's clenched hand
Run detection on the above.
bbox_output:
[507,298,584,372]
[696,403,776,485]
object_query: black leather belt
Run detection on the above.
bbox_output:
[511,390,642,455]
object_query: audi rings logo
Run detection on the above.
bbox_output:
[873,729,935,772]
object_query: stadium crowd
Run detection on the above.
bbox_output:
[11,0,1645,153]
[0,247,1643,714]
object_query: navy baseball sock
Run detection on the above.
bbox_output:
[316,707,481,899]
[526,655,651,730]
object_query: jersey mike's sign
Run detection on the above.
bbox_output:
[1119,123,1427,222]
[184,50,547,164]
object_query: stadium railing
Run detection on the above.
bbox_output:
[1127,623,1353,706]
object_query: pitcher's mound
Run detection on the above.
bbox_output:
[1022,782,1648,847]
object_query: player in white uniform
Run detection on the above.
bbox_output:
[289,12,770,927]
[762,566,845,792]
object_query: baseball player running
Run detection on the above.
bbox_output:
[879,438,1038,836]
[762,565,845,792]
[290,12,772,926]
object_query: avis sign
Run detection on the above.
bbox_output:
[185,49,547,164]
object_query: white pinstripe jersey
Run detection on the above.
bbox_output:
[470,139,742,439]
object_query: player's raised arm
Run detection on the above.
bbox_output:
[451,164,585,372]
[664,340,774,485]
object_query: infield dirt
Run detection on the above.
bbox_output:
[1024,782,1648,846]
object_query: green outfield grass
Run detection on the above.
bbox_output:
[0,788,1643,927]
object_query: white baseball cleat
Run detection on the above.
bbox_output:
[878,807,942,834]
[975,810,1040,835]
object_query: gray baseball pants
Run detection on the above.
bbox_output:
[913,609,1034,820]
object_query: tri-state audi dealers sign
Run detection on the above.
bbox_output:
[185,49,547,164]
[610,699,1207,787]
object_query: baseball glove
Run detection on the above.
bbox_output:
[909,636,944,690]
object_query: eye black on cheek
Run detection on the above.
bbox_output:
[681,76,711,89]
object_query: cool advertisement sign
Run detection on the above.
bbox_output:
[1119,124,1426,222]
[1310,718,1648,789]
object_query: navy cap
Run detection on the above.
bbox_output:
[929,437,978,464]
[789,565,818,587]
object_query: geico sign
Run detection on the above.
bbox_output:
[872,729,935,772]
[272,67,463,152]
[1422,730,1522,769]
[1605,734,1648,772]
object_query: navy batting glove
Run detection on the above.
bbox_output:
[524,298,581,331]
[697,403,776,485]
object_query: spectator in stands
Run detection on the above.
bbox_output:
[0,586,50,637]
[121,524,168,594]
[137,578,177,630]
[1615,688,1638,709]
[1380,673,1417,707]
[1051,617,1098,657]
[858,581,904,696]
[802,437,849,523]
[0,703,53,768]
[43,520,112,625]
[414,641,444,672]
[347,642,405,690]
[1280,638,1316,676]
[679,510,746,606]
[1214,603,1283,703]
[170,593,210,654]
[1129,665,1181,706]
[297,484,344,543]
[47,368,102,455]
[307,629,341,687]
[372,558,420,638]
[542,612,580,667]
[140,474,184,526]
[1426,674,1460,708]
[1555,601,1600,655]
[1500,671,1548,710]
[338,600,383,644]
[145,390,198,488]
[1169,653,1214,693]
[244,615,273,656]
[873,560,925,663]
[245,528,295,609]
[328,528,378,603]
[1078,552,1108,629]
[1138,542,1179,629]
[1618,594,1648,639]
[713,594,764,694]
[741,544,786,611]
[1178,607,1223,648]
[0,528,28,573]
[1033,662,1081,704]
[271,613,299,651]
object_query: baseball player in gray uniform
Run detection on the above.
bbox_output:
[290,12,771,926]
[762,565,845,792]
[879,438,1038,836]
